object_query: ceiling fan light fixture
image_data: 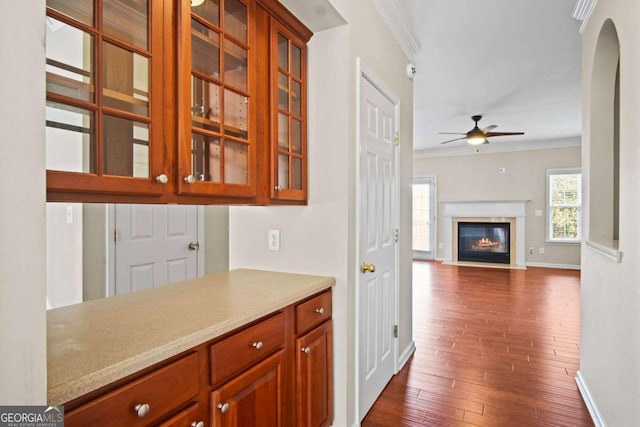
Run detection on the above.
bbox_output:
[467,135,487,145]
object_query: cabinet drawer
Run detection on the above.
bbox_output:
[65,353,199,427]
[210,312,285,386]
[296,290,332,335]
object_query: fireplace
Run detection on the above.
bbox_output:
[458,222,510,264]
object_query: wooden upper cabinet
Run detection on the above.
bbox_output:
[46,0,166,198]
[45,0,311,204]
[177,0,257,198]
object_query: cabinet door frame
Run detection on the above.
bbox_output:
[45,0,167,198]
[177,0,258,199]
[268,18,308,202]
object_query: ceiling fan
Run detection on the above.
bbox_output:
[439,115,525,145]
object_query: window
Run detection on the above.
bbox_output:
[547,168,582,242]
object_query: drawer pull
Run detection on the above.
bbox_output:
[191,422,205,427]
[252,341,263,350]
[301,346,310,354]
[315,307,324,315]
[217,402,230,414]
[134,403,150,418]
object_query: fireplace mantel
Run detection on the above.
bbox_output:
[441,200,528,268]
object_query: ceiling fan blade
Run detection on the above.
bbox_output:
[482,125,497,132]
[438,132,467,135]
[484,131,525,137]
[440,136,467,144]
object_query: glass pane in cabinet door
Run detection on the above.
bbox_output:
[291,119,302,154]
[224,41,247,91]
[292,157,302,190]
[191,133,221,182]
[224,141,248,185]
[192,76,221,132]
[278,154,289,189]
[103,114,149,178]
[291,44,301,78]
[224,0,247,43]
[277,34,288,70]
[291,79,301,116]
[46,19,93,102]
[47,0,93,25]
[192,0,219,27]
[278,113,289,151]
[278,72,288,110]
[192,20,220,78]
[103,0,148,49]
[45,102,94,173]
[224,89,248,139]
[103,43,149,116]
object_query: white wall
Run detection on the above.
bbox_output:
[579,0,640,425]
[415,146,582,268]
[229,0,414,425]
[0,1,47,404]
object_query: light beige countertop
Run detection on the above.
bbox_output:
[47,269,335,405]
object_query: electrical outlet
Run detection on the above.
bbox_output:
[539,247,545,254]
[268,229,280,251]
[529,247,534,255]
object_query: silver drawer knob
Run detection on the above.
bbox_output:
[301,346,310,354]
[155,174,168,184]
[191,422,205,427]
[315,308,324,314]
[252,341,263,350]
[134,403,150,418]
[184,174,196,184]
[217,402,229,414]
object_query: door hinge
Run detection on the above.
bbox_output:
[393,324,398,338]
[114,229,119,243]
[394,229,399,243]
[393,132,400,146]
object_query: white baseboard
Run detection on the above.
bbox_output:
[526,262,581,270]
[576,371,606,427]
[397,340,416,373]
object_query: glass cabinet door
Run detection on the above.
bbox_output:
[46,0,165,196]
[271,20,307,201]
[179,0,256,198]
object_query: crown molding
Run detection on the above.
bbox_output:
[371,0,421,62]
[573,0,598,34]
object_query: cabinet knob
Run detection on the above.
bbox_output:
[155,174,168,184]
[274,185,281,191]
[301,346,310,354]
[252,341,263,350]
[191,422,205,427]
[184,175,196,184]
[315,308,324,315]
[134,403,151,418]
[217,402,230,414]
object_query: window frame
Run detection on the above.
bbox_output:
[546,167,582,243]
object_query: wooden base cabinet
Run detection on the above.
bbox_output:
[62,290,332,427]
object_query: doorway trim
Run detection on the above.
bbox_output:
[354,57,401,421]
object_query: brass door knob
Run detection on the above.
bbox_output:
[361,262,376,274]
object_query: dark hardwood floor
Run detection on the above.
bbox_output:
[362,261,593,427]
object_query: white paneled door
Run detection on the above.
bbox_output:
[114,204,199,295]
[358,66,398,421]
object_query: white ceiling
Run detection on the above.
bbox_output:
[393,0,582,155]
